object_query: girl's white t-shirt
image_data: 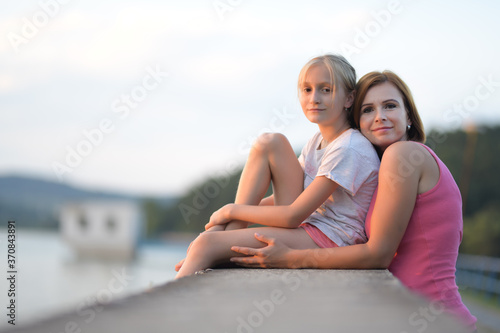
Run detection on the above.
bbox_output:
[298,129,380,246]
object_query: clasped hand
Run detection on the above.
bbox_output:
[205,204,233,230]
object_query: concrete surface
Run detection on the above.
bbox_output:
[461,294,500,333]
[4,269,470,333]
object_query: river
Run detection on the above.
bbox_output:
[0,228,189,330]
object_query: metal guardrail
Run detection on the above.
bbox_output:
[456,254,500,300]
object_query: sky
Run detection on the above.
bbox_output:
[1,0,499,196]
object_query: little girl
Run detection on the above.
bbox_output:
[175,54,380,278]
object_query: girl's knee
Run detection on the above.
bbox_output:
[187,231,228,268]
[190,231,220,255]
[253,132,290,154]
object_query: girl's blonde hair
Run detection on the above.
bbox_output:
[297,54,357,98]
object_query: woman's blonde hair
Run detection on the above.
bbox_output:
[352,70,426,143]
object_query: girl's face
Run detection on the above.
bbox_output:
[359,82,411,152]
[299,64,351,128]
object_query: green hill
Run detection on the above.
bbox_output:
[0,175,173,229]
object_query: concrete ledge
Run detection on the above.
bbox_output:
[6,269,468,333]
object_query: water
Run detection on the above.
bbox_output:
[0,229,189,329]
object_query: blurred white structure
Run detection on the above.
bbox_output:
[60,201,142,260]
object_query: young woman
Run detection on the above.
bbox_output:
[174,54,380,278]
[229,70,477,331]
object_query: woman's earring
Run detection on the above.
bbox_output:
[407,124,411,130]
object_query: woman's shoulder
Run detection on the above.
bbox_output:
[381,141,437,175]
[383,141,430,158]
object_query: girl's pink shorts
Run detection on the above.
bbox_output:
[299,223,338,248]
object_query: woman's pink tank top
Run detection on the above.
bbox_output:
[365,143,476,331]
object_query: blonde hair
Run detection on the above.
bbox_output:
[297,54,357,97]
[352,70,426,143]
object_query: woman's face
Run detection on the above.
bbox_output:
[359,82,410,152]
[299,63,350,127]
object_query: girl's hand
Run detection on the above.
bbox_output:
[174,258,185,272]
[205,204,233,230]
[229,233,295,268]
[175,225,226,271]
[174,237,196,271]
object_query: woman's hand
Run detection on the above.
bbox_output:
[205,204,234,230]
[229,233,296,268]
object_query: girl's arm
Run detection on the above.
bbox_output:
[231,142,424,269]
[223,195,276,231]
[206,225,226,232]
[206,176,338,229]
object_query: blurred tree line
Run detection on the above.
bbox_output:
[427,125,500,256]
[143,125,500,256]
[143,172,244,235]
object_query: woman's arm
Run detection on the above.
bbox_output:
[231,142,425,269]
[206,176,338,230]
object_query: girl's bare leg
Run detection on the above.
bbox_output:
[175,226,319,278]
[175,133,304,273]
[225,133,304,230]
